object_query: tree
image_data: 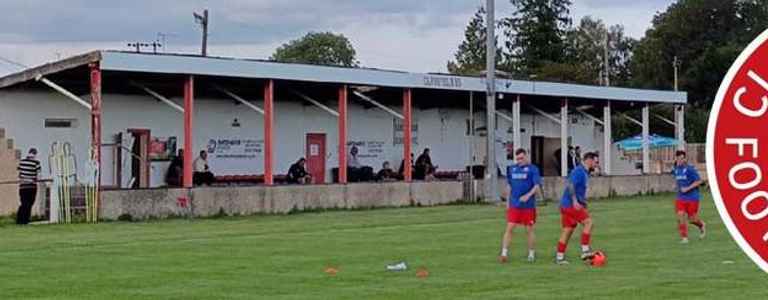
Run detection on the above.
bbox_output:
[630,0,768,142]
[447,7,501,75]
[271,32,359,67]
[501,0,573,76]
[559,16,635,86]
[631,1,754,104]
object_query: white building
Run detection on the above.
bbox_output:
[0,51,687,189]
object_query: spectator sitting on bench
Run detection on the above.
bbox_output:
[345,145,374,182]
[376,161,397,182]
[165,149,183,187]
[287,158,313,184]
[348,146,362,169]
[415,148,437,181]
[193,150,215,186]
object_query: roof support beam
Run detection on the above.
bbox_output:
[213,85,265,115]
[512,95,521,151]
[575,107,604,126]
[403,88,413,182]
[338,85,348,184]
[183,76,194,188]
[527,104,561,125]
[654,113,676,127]
[352,91,404,120]
[621,113,643,127]
[292,90,340,117]
[642,103,650,174]
[264,80,274,186]
[560,99,569,177]
[495,110,514,122]
[35,75,92,110]
[130,81,184,113]
[675,104,686,151]
[603,102,612,175]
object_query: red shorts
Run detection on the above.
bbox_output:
[507,208,537,225]
[560,207,590,228]
[676,200,700,216]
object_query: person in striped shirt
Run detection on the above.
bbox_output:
[17,148,41,225]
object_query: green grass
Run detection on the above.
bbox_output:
[0,192,765,299]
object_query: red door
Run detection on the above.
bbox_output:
[306,133,326,184]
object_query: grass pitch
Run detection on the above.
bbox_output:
[0,191,765,299]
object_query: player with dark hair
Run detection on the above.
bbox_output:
[499,148,541,263]
[555,152,599,265]
[673,150,705,244]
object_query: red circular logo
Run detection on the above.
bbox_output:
[709,29,768,272]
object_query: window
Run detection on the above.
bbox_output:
[45,118,77,128]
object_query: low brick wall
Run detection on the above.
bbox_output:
[99,173,688,221]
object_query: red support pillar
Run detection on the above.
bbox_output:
[89,63,102,186]
[183,75,194,188]
[338,85,348,184]
[264,80,274,186]
[403,88,412,182]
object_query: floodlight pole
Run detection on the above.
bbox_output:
[485,0,498,202]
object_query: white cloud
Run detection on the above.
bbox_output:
[0,0,675,76]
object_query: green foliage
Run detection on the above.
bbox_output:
[628,0,768,141]
[271,32,359,67]
[631,0,768,105]
[451,2,634,86]
[447,7,502,76]
[501,0,573,75]
[563,17,635,85]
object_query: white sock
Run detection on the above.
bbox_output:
[501,248,509,257]
[556,252,565,260]
[528,250,535,257]
[581,245,591,253]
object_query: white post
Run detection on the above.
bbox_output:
[676,105,685,151]
[561,99,568,177]
[513,95,521,151]
[469,91,475,165]
[642,103,650,174]
[603,101,612,175]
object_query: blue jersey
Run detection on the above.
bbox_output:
[674,164,701,201]
[507,164,541,209]
[561,165,589,208]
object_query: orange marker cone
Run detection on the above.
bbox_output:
[416,267,429,278]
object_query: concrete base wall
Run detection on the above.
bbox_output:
[99,173,686,221]
[100,181,450,220]
[477,172,693,204]
[481,174,680,201]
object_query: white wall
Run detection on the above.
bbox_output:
[1,90,630,186]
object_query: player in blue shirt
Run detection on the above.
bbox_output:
[499,149,542,263]
[673,150,705,244]
[555,152,599,265]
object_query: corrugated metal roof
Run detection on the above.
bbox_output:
[0,50,687,104]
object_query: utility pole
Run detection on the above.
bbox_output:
[604,30,610,86]
[485,0,498,202]
[673,56,685,150]
[673,56,680,91]
[194,9,209,56]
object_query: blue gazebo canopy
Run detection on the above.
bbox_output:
[616,134,678,151]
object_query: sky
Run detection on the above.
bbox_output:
[0,0,675,76]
